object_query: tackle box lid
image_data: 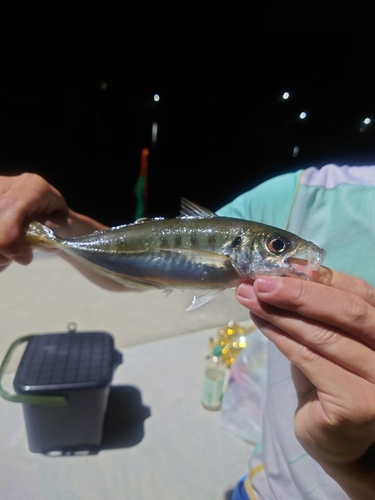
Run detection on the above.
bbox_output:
[13,331,122,394]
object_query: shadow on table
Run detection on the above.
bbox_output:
[100,385,151,450]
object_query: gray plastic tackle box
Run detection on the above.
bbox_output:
[0,326,122,454]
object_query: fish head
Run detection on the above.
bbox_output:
[228,226,326,280]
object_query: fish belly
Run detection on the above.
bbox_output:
[64,247,243,290]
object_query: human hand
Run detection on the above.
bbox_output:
[0,173,71,270]
[0,172,108,273]
[236,269,375,497]
[0,172,128,291]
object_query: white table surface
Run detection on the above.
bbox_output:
[0,327,253,500]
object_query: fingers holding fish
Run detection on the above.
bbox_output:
[252,306,375,390]
[237,274,375,466]
[252,312,375,409]
[0,198,33,266]
[292,260,375,307]
[248,310,375,464]
[0,173,109,271]
[0,173,68,266]
[236,274,375,377]
[319,268,375,307]
[238,272,375,339]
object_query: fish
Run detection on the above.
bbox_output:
[24,198,326,310]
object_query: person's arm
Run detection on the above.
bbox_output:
[236,267,375,499]
[0,172,126,290]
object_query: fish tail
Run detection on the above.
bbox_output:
[24,221,61,249]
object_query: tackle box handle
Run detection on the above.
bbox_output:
[0,336,67,407]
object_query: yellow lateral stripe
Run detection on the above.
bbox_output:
[244,464,265,500]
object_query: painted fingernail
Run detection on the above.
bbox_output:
[255,277,278,293]
[237,283,256,300]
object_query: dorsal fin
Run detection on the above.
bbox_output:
[180,198,217,218]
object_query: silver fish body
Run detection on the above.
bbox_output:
[24,198,326,309]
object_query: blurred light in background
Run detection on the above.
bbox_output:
[292,145,300,157]
[359,117,372,132]
[152,121,158,145]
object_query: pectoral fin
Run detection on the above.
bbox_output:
[186,289,224,311]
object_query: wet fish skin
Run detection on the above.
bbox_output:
[24,198,326,309]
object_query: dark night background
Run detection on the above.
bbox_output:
[1,3,375,225]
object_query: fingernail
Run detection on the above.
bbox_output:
[255,277,278,293]
[237,283,256,300]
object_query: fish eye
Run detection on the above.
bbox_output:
[266,235,290,254]
[231,235,242,248]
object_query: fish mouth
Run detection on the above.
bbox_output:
[305,243,327,270]
[289,243,327,275]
